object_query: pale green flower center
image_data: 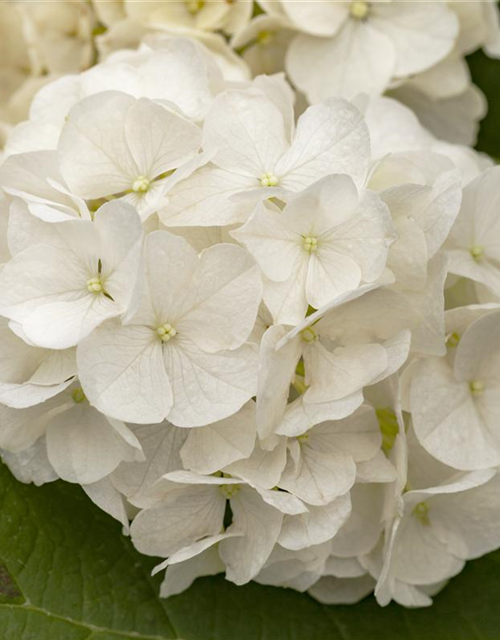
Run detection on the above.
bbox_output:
[87,276,104,293]
[303,235,318,253]
[297,433,309,443]
[469,380,484,396]
[132,175,151,193]
[350,1,370,19]
[72,387,86,404]
[260,172,279,187]
[301,327,318,343]
[220,483,240,499]
[157,323,178,342]
[470,245,484,261]
[413,501,430,526]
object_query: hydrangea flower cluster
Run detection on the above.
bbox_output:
[1,25,500,609]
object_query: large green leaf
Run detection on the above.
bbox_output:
[1,462,500,640]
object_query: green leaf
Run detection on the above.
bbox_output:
[2,462,500,640]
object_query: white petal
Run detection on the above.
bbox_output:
[160,546,225,599]
[231,200,303,282]
[282,442,355,506]
[203,88,289,177]
[111,422,187,508]
[311,405,381,462]
[1,436,58,486]
[279,492,351,550]
[372,2,458,76]
[256,326,302,441]
[309,575,375,605]
[164,340,258,427]
[432,473,500,560]
[276,392,364,438]
[357,451,398,484]
[276,98,370,190]
[286,21,395,103]
[180,401,256,474]
[152,532,241,576]
[83,477,130,531]
[306,251,361,311]
[331,484,385,558]
[254,487,308,516]
[160,164,256,227]
[220,486,284,584]
[77,321,173,424]
[263,259,309,325]
[177,243,262,352]
[130,485,225,557]
[0,395,61,453]
[410,358,500,470]
[46,405,143,484]
[304,341,388,403]
[383,169,462,259]
[223,438,287,490]
[58,91,141,198]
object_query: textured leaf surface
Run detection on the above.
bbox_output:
[2,462,500,639]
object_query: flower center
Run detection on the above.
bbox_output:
[470,245,484,261]
[87,276,104,293]
[469,380,484,396]
[301,327,319,343]
[72,387,86,404]
[260,172,279,187]
[350,1,370,19]
[156,323,178,342]
[220,483,240,499]
[296,433,309,443]
[303,235,318,253]
[413,501,430,526]
[132,175,151,193]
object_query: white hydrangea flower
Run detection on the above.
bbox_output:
[283,0,459,102]
[0,200,143,349]
[58,91,203,219]
[277,406,381,507]
[409,309,500,471]
[374,448,500,607]
[161,84,370,227]
[0,383,144,485]
[445,166,500,299]
[233,175,396,323]
[130,472,289,586]
[77,231,262,426]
